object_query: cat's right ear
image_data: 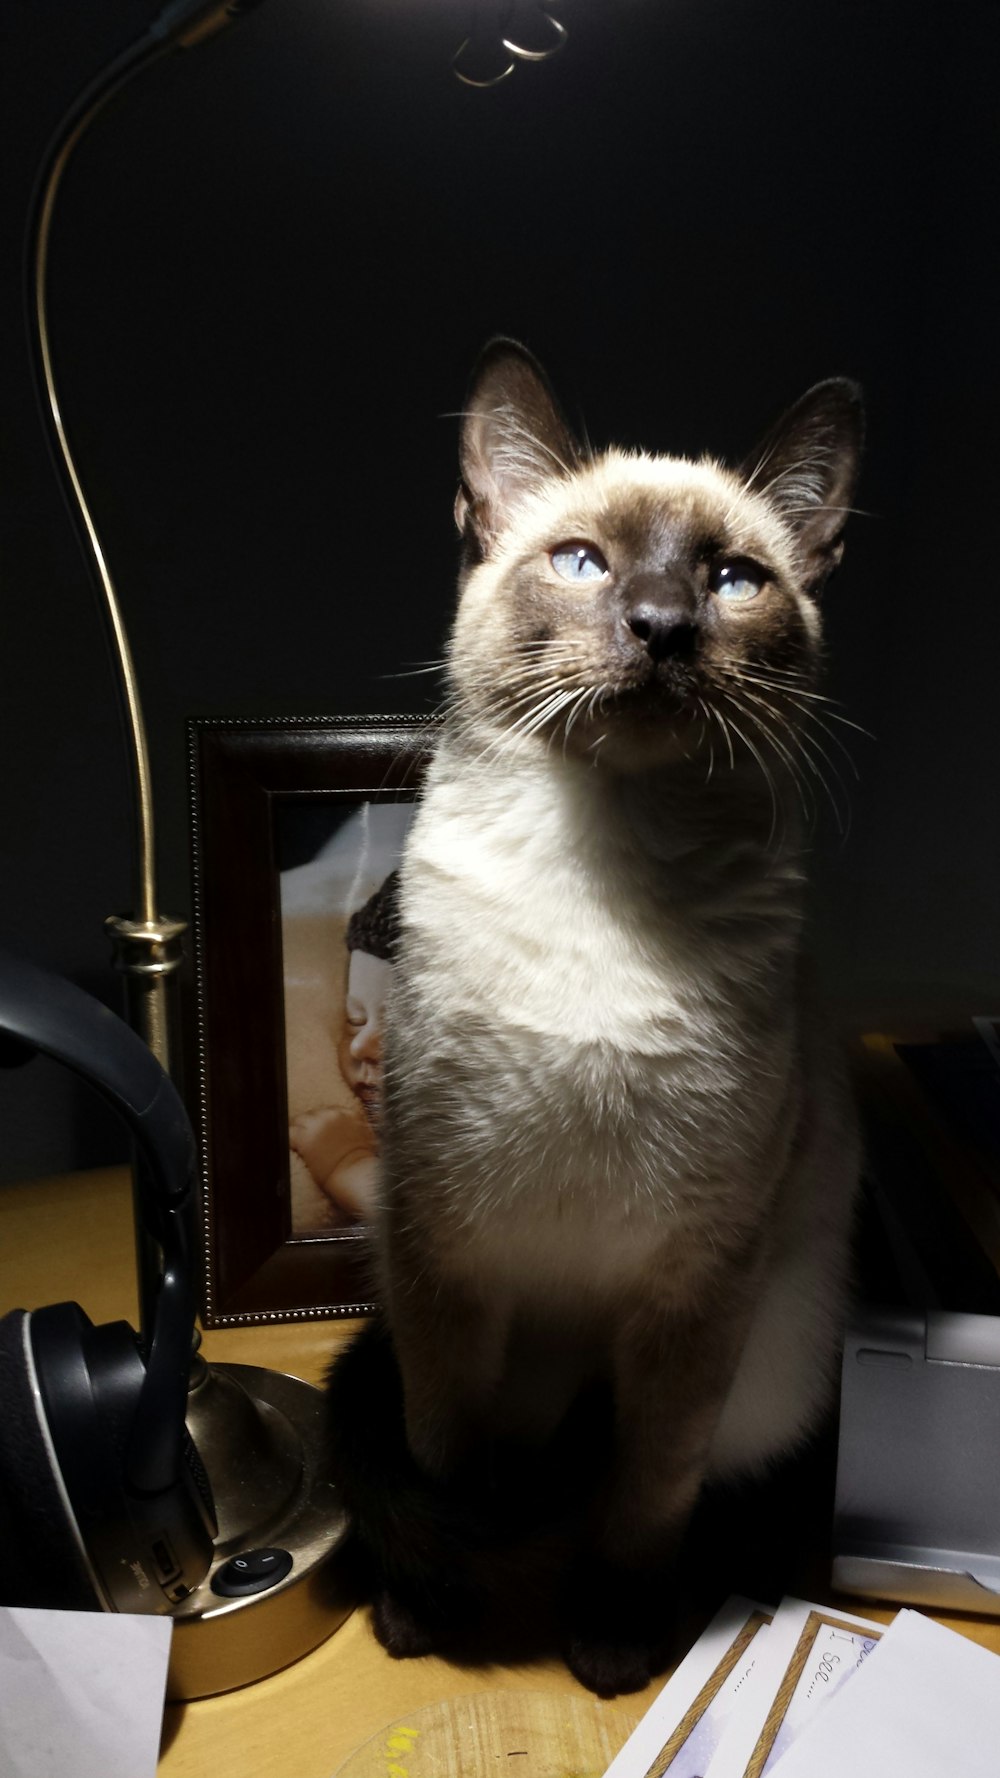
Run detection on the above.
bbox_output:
[455,339,581,557]
[740,379,865,595]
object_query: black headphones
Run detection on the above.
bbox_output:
[0,947,216,1612]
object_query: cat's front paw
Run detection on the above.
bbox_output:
[562,1561,675,1697]
[371,1587,442,1659]
[371,1578,483,1661]
[565,1627,670,1698]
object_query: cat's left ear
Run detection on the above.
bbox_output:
[741,379,864,594]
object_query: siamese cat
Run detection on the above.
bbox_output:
[327,341,863,1697]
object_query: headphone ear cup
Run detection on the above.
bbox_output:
[0,1309,103,1609]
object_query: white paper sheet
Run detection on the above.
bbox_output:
[0,1606,172,1778]
[705,1595,885,1778]
[772,1608,1000,1778]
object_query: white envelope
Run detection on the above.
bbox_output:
[773,1608,1000,1778]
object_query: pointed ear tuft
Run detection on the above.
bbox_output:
[456,339,582,555]
[741,379,864,594]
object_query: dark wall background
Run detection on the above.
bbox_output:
[2,0,997,1183]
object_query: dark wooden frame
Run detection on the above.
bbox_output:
[188,715,437,1326]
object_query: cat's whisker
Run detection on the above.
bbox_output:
[510,688,579,742]
[722,670,855,836]
[803,704,872,738]
[497,689,591,744]
[719,688,813,830]
[718,659,813,690]
[575,684,613,763]
[490,658,588,702]
[561,685,597,751]
[785,722,853,838]
[716,703,782,847]
[592,686,614,719]
[778,688,872,753]
[512,647,588,670]
[736,673,837,713]
[380,660,450,681]
[694,698,717,785]
[515,636,585,650]
[723,687,815,826]
[498,675,581,716]
[716,658,821,700]
[725,664,869,732]
[781,700,862,779]
[507,657,582,679]
[500,644,592,683]
[509,651,589,678]
[708,702,736,773]
[714,662,872,782]
[729,668,864,784]
[738,690,851,837]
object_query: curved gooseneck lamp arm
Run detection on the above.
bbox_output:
[26,0,568,961]
[24,0,266,1329]
[26,0,264,961]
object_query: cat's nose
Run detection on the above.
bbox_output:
[625,602,699,663]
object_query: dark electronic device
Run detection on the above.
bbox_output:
[0,947,216,1613]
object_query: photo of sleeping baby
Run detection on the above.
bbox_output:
[278,799,414,1234]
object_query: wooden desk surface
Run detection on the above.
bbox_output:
[3,1165,999,1777]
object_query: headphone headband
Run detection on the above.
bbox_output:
[0,947,198,1497]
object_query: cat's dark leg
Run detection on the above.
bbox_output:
[564,1283,756,1697]
[325,1308,510,1661]
[384,1262,508,1479]
[346,1243,510,1655]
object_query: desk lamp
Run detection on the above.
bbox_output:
[25,0,358,1698]
[24,0,569,1697]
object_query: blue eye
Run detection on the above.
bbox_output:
[550,542,609,584]
[709,558,768,602]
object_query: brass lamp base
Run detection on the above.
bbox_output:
[168,1361,354,1700]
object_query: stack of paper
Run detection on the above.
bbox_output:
[601,1594,1000,1778]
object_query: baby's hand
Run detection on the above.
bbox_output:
[290,1107,348,1178]
[290,1107,379,1220]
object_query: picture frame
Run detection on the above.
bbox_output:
[188,715,439,1326]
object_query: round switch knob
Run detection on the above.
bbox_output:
[210,1547,293,1597]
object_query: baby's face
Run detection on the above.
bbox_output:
[339,949,391,1116]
